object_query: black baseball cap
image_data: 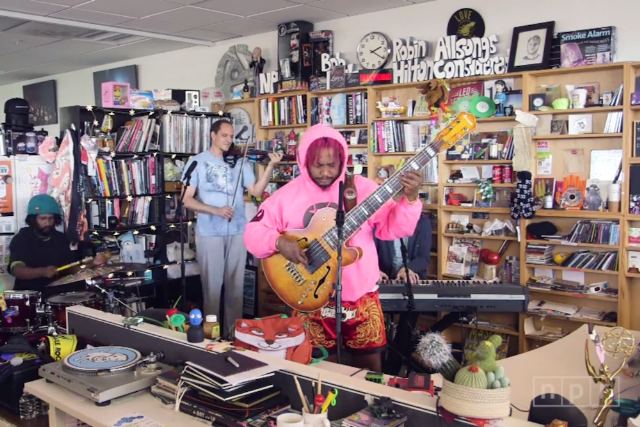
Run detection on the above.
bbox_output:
[4,98,30,115]
[4,98,32,129]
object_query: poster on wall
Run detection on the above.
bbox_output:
[14,155,53,230]
[0,159,15,234]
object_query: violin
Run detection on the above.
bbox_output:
[223,144,271,168]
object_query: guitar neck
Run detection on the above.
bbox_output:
[321,137,447,248]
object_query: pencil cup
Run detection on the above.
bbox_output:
[276,413,304,427]
[302,410,330,427]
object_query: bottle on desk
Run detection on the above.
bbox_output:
[203,315,220,340]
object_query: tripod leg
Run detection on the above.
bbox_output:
[383,312,419,376]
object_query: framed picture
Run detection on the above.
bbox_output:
[22,80,57,126]
[508,21,555,72]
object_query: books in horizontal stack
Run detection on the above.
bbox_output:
[342,407,407,427]
[150,352,287,426]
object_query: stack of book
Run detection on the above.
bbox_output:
[342,407,407,427]
[150,352,289,426]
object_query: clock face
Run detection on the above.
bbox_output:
[357,32,391,70]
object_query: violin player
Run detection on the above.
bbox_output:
[181,118,282,330]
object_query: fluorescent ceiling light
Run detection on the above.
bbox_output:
[0,9,216,46]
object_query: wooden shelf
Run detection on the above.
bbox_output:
[532,133,622,140]
[455,323,519,336]
[443,160,513,165]
[532,210,622,219]
[529,106,623,115]
[525,264,619,276]
[443,233,518,241]
[527,239,620,250]
[528,287,618,302]
[525,312,616,327]
[245,63,637,354]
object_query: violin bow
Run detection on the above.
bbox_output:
[229,141,251,209]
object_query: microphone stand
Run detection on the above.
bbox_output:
[174,170,193,313]
[334,180,346,365]
[399,239,414,313]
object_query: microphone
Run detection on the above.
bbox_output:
[183,160,198,186]
[336,180,345,230]
[235,125,249,140]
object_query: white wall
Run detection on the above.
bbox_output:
[0,0,637,137]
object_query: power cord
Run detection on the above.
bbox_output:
[510,403,530,413]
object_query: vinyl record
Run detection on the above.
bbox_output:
[469,96,496,118]
[447,8,486,39]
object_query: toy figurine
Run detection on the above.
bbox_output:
[249,47,266,94]
[243,79,250,99]
[419,79,451,127]
[493,79,507,117]
[187,309,205,343]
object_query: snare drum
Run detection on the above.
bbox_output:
[0,290,41,332]
[47,292,103,327]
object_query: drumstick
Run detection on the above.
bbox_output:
[57,256,92,272]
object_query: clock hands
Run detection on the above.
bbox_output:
[369,47,385,59]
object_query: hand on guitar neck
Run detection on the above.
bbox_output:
[276,236,308,265]
[399,170,422,201]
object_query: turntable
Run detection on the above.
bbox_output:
[39,346,172,406]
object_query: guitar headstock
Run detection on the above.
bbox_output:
[435,112,477,151]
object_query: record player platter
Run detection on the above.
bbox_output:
[39,346,171,406]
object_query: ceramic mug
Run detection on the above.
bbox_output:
[277,413,304,427]
[571,88,588,108]
[302,410,330,427]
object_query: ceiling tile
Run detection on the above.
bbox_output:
[250,5,345,23]
[146,6,235,27]
[40,0,91,6]
[0,0,67,15]
[175,28,234,42]
[117,17,194,34]
[0,32,57,57]
[163,0,206,4]
[0,16,26,31]
[195,0,296,17]
[51,9,134,25]
[310,0,411,15]
[77,0,180,19]
[0,39,106,72]
[204,18,275,36]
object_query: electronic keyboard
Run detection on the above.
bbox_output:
[377,280,529,313]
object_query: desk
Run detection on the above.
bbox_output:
[26,306,540,427]
[499,325,640,425]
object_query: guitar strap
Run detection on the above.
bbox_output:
[343,173,357,213]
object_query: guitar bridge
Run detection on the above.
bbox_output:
[285,262,305,285]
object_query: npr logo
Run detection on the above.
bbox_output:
[532,376,620,408]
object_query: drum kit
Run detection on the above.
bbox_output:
[0,263,151,344]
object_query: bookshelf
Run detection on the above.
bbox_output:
[227,63,636,355]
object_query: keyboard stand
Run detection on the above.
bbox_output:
[383,310,470,376]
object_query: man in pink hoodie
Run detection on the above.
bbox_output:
[244,125,422,371]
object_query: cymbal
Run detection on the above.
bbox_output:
[106,263,151,272]
[47,265,125,287]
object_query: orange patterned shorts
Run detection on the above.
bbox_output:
[292,292,387,354]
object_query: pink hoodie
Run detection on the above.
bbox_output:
[244,124,422,303]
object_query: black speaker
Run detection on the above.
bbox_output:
[528,394,588,427]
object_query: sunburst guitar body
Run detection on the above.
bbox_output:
[262,112,477,312]
[261,207,362,312]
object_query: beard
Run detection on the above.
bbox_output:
[312,176,338,190]
[36,225,53,236]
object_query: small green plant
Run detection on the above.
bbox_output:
[454,365,488,389]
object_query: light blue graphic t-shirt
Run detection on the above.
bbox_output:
[183,151,256,237]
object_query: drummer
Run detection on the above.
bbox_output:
[9,194,108,297]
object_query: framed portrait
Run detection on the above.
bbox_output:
[507,21,555,72]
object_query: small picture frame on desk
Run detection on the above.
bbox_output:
[529,93,547,110]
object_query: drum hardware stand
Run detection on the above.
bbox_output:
[85,279,138,315]
[334,180,346,365]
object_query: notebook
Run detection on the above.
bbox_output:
[185,351,278,386]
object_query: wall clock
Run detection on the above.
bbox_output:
[356,32,392,70]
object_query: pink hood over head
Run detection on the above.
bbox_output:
[296,124,349,191]
[244,124,422,303]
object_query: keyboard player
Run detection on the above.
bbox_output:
[375,213,432,285]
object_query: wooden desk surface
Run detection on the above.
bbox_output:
[499,324,640,425]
